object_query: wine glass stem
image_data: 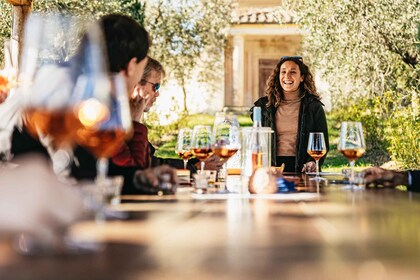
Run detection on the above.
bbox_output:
[200,161,205,173]
[183,159,188,170]
[349,160,355,187]
[315,160,320,179]
[97,157,109,183]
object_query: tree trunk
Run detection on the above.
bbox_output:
[5,0,33,69]
[180,76,188,114]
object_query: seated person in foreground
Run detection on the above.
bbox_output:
[364,167,420,190]
[10,14,177,195]
[111,57,224,172]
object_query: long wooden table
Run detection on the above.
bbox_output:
[1,175,420,279]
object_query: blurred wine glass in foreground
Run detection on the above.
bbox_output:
[175,128,193,170]
[0,39,16,104]
[74,73,132,184]
[0,40,18,165]
[18,13,96,177]
[12,12,114,255]
[338,121,366,189]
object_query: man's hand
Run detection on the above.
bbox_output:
[130,87,149,122]
[134,164,178,188]
[194,154,225,171]
[302,161,316,173]
[364,167,409,188]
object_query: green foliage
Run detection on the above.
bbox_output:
[33,0,145,22]
[0,2,12,66]
[328,92,420,169]
[281,0,420,169]
[144,0,233,113]
[0,0,146,66]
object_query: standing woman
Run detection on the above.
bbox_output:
[251,56,329,173]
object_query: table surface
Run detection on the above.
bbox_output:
[2,174,420,280]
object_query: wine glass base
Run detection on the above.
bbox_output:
[309,176,326,182]
[341,184,365,191]
[13,233,105,257]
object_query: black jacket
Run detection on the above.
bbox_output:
[251,93,329,172]
[408,170,420,191]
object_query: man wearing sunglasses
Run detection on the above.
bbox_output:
[112,57,223,172]
[131,58,163,122]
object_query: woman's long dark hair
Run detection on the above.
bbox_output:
[265,57,320,107]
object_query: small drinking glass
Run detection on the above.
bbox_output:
[307,132,327,181]
[338,121,366,190]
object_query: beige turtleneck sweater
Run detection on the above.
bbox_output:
[275,99,301,156]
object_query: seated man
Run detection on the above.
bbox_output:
[111,57,224,172]
[10,14,176,195]
[364,167,419,190]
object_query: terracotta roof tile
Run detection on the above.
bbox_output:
[232,7,295,24]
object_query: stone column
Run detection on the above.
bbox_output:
[231,34,245,107]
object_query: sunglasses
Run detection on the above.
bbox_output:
[280,56,303,62]
[141,79,161,93]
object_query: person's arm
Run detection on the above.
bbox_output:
[313,101,329,166]
[302,101,329,172]
[364,167,409,188]
[0,155,83,236]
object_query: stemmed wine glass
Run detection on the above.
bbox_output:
[338,121,366,189]
[0,40,17,165]
[212,113,241,182]
[175,128,193,170]
[13,12,108,255]
[307,132,327,181]
[191,125,213,173]
[74,73,132,183]
[18,13,98,178]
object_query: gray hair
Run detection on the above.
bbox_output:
[141,57,165,80]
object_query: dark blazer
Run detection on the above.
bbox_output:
[251,92,329,172]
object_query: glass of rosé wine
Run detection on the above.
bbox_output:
[191,125,213,173]
[307,132,327,181]
[338,121,366,190]
[212,113,240,183]
[175,128,193,170]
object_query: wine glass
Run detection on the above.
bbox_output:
[338,121,366,189]
[0,39,16,105]
[17,13,98,178]
[212,113,241,183]
[191,125,213,173]
[74,73,132,183]
[12,12,107,255]
[175,128,193,170]
[307,132,327,181]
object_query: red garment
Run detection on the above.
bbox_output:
[112,121,151,168]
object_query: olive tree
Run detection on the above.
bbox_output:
[0,0,145,65]
[144,0,233,113]
[280,0,419,167]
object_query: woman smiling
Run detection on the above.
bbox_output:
[250,56,329,173]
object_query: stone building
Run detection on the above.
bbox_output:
[225,0,303,109]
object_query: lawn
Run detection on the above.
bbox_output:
[150,113,373,172]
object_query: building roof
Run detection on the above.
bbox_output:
[231,7,295,24]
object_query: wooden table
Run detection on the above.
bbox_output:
[1,175,420,280]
